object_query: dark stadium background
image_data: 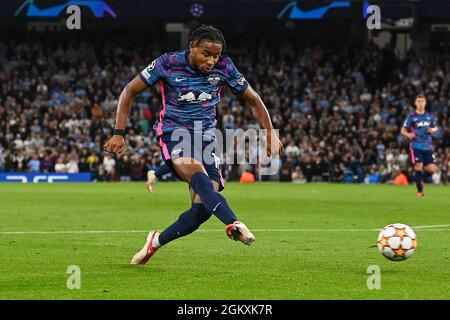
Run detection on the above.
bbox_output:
[1,0,450,184]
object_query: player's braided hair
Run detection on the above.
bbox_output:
[189,25,226,51]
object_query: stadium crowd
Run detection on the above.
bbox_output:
[1,34,450,184]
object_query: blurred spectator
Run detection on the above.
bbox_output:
[3,150,16,172]
[66,154,79,173]
[103,155,116,175]
[291,166,306,184]
[40,151,55,173]
[130,156,145,181]
[280,165,292,182]
[0,148,4,172]
[27,154,41,173]
[55,156,67,173]
[118,156,132,182]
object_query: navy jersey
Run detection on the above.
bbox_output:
[402,112,436,151]
[139,50,248,137]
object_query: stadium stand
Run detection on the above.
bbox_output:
[0,33,449,184]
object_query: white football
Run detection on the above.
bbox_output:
[377,223,417,261]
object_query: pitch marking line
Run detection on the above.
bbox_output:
[0,225,449,235]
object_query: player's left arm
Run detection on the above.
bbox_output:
[224,57,282,155]
[240,86,283,156]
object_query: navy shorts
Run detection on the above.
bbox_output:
[157,132,225,191]
[410,148,435,166]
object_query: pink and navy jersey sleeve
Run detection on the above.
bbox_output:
[139,54,168,87]
[402,114,412,128]
[223,57,248,94]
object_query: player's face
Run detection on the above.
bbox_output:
[190,40,222,74]
[415,97,426,113]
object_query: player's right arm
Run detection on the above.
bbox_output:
[103,76,148,157]
[104,55,167,157]
[401,115,415,140]
[400,127,415,140]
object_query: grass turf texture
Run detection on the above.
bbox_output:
[0,182,449,300]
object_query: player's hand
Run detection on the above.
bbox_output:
[408,133,416,140]
[103,135,127,158]
[427,128,437,135]
[145,170,156,193]
[266,129,283,156]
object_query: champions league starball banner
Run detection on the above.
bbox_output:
[4,0,352,20]
[4,0,449,20]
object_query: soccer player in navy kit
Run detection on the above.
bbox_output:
[103,25,282,265]
[401,95,438,197]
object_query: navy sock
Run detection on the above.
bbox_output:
[158,203,211,246]
[190,172,237,225]
[415,171,423,192]
[155,163,172,179]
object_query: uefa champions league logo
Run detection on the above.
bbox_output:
[190,3,204,17]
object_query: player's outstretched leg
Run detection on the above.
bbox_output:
[415,169,424,197]
[414,162,425,197]
[158,203,212,245]
[418,162,438,197]
[130,204,212,265]
[190,171,255,245]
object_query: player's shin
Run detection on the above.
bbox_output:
[158,203,211,246]
[415,170,424,192]
[190,172,237,225]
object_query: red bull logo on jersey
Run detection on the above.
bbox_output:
[178,91,214,103]
[178,92,196,103]
[416,121,431,127]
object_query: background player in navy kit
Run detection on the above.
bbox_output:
[103,25,282,265]
[401,94,438,197]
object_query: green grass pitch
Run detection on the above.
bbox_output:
[0,182,449,299]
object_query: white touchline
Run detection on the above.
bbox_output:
[410,224,450,229]
[0,225,449,235]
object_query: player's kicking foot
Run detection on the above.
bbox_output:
[130,230,160,265]
[417,191,424,197]
[226,221,256,246]
[145,170,156,192]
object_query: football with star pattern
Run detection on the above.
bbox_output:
[377,224,417,261]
